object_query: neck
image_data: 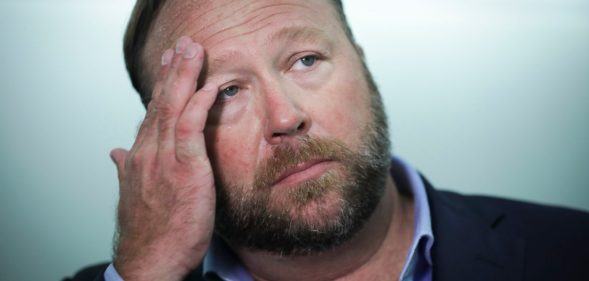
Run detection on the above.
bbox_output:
[232,175,415,281]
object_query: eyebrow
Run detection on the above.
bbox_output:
[268,26,328,45]
[209,50,244,75]
[208,26,329,76]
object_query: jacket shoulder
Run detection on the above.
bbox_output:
[439,190,589,238]
[431,187,589,280]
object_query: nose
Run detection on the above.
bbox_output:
[262,83,311,144]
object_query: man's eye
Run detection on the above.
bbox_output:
[218,85,239,99]
[300,55,316,67]
[292,55,318,71]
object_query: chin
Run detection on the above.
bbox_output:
[281,187,346,228]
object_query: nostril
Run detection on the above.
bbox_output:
[271,132,284,138]
[297,121,306,132]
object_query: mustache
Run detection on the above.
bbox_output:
[253,136,353,190]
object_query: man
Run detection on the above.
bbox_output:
[67,0,589,280]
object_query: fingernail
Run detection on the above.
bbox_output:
[161,49,174,65]
[175,36,191,54]
[183,43,199,59]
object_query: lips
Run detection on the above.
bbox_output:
[272,159,334,187]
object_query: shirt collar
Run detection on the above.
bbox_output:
[391,157,435,280]
[203,156,434,280]
[203,236,252,281]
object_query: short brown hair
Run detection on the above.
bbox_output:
[123,0,356,108]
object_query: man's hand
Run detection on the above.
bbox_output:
[109,36,218,281]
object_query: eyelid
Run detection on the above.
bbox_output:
[217,78,240,93]
[214,81,245,104]
[218,83,234,92]
[287,52,322,71]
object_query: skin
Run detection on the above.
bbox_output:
[110,0,415,280]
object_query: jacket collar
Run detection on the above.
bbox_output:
[423,177,526,281]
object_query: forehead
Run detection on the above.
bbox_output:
[142,0,341,75]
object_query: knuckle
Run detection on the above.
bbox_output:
[175,147,194,163]
[175,119,193,140]
[166,78,182,94]
[146,100,157,113]
[177,64,196,80]
[128,151,145,167]
[136,119,152,136]
[155,99,176,120]
[158,121,174,136]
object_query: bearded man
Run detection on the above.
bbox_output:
[66,0,589,280]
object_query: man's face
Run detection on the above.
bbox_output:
[144,0,390,255]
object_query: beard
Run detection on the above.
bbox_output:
[214,68,390,256]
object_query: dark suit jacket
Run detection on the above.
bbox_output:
[65,178,589,281]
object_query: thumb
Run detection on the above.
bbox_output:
[110,148,129,181]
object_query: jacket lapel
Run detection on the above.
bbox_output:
[424,179,525,281]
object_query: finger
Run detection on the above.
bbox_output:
[157,37,205,155]
[110,148,129,182]
[129,48,174,157]
[151,48,175,103]
[116,49,175,198]
[133,49,175,148]
[175,82,219,163]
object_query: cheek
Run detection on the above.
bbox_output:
[307,69,372,146]
[204,121,262,185]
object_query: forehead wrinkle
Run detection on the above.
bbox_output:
[207,28,334,80]
[173,1,250,41]
[205,23,277,78]
[203,4,333,71]
[152,1,239,53]
[167,1,309,45]
[200,9,292,48]
[197,2,313,46]
[239,2,318,34]
[207,25,327,77]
